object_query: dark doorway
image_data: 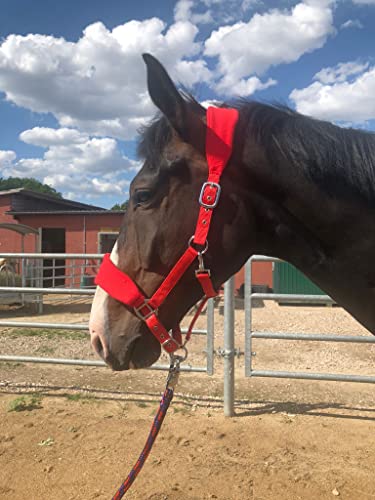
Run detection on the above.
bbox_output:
[98,232,118,254]
[42,228,66,287]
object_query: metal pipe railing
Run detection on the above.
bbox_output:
[252,331,375,343]
[0,252,215,380]
[245,255,375,386]
[0,355,207,372]
[223,277,235,417]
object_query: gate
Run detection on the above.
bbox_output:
[244,256,375,384]
[0,253,215,375]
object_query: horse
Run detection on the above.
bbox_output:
[89,53,375,371]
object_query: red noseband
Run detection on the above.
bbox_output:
[95,107,239,354]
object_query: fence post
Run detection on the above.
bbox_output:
[21,257,25,306]
[244,258,252,377]
[206,298,214,376]
[224,276,235,417]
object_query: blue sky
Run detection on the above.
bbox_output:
[0,0,375,208]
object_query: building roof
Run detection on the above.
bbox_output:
[7,210,126,216]
[0,188,106,211]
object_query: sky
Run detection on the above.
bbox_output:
[0,0,375,209]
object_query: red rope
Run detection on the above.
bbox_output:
[112,387,174,499]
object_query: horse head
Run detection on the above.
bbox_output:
[89,54,256,370]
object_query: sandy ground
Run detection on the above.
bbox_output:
[0,298,374,499]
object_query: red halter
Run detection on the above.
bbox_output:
[95,107,239,354]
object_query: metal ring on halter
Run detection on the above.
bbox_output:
[188,236,208,255]
[169,345,188,364]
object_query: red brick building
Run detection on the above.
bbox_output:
[0,188,124,255]
[0,188,124,287]
[0,188,272,291]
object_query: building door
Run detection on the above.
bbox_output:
[98,232,118,254]
[42,228,66,287]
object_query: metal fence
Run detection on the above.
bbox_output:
[1,252,375,416]
[244,255,375,384]
[0,253,215,375]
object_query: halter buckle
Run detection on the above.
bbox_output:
[199,182,221,209]
[162,337,182,353]
[134,300,158,321]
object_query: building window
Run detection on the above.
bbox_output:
[98,232,119,254]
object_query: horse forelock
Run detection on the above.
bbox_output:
[137,114,172,169]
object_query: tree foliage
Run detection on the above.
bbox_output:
[0,177,62,198]
[111,200,129,211]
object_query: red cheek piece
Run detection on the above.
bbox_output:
[95,106,239,354]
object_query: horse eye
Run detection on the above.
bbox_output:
[134,189,152,205]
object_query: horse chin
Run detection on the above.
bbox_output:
[129,333,161,369]
[109,333,161,371]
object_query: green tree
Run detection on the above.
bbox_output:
[111,200,129,210]
[0,177,62,198]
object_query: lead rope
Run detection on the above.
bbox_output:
[111,355,182,500]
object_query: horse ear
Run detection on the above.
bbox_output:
[142,53,197,139]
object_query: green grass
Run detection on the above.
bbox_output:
[4,328,87,341]
[7,394,42,412]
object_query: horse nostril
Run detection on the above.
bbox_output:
[92,335,104,359]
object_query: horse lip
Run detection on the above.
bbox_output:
[106,336,139,371]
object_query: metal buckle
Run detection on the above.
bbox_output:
[134,300,157,321]
[199,182,221,209]
[162,337,182,353]
[195,251,211,276]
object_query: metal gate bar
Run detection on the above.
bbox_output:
[245,256,375,384]
[0,321,208,336]
[0,355,206,372]
[0,253,215,376]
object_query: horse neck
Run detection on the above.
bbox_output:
[239,125,375,335]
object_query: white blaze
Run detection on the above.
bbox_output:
[89,241,119,358]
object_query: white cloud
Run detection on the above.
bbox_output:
[0,127,134,200]
[20,127,87,147]
[204,0,335,95]
[290,61,375,122]
[0,18,203,140]
[340,19,363,29]
[174,0,262,27]
[314,61,369,84]
[0,150,16,166]
[175,59,212,87]
[174,0,194,21]
[230,76,277,96]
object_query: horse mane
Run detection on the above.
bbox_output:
[138,96,375,207]
[236,101,375,207]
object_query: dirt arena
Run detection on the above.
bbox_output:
[0,298,374,499]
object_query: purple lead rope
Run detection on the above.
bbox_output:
[111,357,181,499]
